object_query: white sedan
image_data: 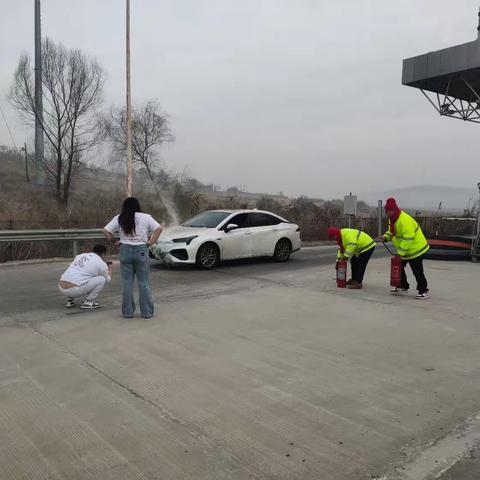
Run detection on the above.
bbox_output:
[150,209,301,269]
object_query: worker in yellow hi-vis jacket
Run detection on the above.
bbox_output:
[380,197,430,299]
[327,226,376,289]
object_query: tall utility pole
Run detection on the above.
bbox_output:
[125,0,133,196]
[22,142,30,183]
[34,0,44,185]
[477,5,480,39]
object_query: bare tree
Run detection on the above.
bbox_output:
[9,38,105,205]
[105,100,174,193]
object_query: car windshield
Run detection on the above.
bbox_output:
[182,211,231,228]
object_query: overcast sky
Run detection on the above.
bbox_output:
[1,0,479,198]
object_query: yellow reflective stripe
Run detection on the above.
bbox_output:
[359,241,375,253]
[401,243,429,259]
[393,220,420,240]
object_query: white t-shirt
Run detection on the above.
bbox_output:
[104,212,161,245]
[61,253,111,286]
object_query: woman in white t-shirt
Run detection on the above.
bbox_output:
[104,197,162,318]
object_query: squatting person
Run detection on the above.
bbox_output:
[327,226,376,289]
[380,197,430,299]
[104,197,162,319]
[58,244,112,309]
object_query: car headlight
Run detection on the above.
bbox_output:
[172,235,198,245]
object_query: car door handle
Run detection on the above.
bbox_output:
[244,232,252,235]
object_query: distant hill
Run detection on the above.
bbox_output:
[363,185,478,212]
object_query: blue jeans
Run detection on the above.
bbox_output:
[119,244,154,318]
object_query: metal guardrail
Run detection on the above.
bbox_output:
[0,229,107,258]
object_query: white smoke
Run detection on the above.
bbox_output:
[158,189,180,225]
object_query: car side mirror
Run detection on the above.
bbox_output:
[225,223,239,233]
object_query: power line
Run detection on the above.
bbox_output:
[0,103,17,150]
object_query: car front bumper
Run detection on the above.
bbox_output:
[150,241,197,264]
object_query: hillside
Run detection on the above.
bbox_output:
[0,147,302,229]
[0,147,179,229]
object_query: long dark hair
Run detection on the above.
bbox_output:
[118,197,142,235]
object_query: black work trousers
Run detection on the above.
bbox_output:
[350,247,375,284]
[399,254,428,294]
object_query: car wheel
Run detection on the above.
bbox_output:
[273,238,292,262]
[196,243,220,269]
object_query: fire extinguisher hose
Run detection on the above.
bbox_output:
[381,241,395,257]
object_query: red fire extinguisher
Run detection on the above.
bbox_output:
[381,241,402,287]
[336,258,347,288]
[390,255,402,288]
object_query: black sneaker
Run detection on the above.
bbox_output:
[416,292,429,300]
[81,299,101,309]
[391,287,409,295]
[65,297,75,308]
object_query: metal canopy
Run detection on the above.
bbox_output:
[402,10,480,123]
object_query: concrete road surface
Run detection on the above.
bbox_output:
[0,244,342,317]
[0,245,479,480]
